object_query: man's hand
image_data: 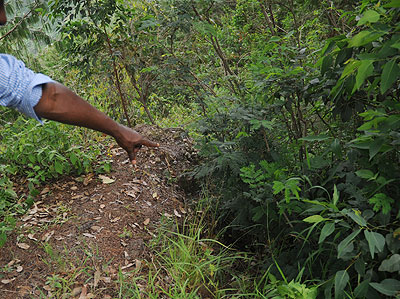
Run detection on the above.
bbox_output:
[113,124,159,165]
[34,83,159,165]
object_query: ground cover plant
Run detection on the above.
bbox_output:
[1,0,400,298]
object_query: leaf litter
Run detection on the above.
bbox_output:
[0,125,196,298]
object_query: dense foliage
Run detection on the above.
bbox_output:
[1,0,400,297]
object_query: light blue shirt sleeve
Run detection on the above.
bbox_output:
[0,54,54,123]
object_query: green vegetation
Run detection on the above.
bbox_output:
[1,0,400,297]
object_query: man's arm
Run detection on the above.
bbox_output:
[34,82,159,165]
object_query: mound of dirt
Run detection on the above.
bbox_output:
[0,125,198,299]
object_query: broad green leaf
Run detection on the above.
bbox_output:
[319,222,335,244]
[378,254,400,272]
[338,229,361,259]
[364,230,385,258]
[304,215,326,224]
[349,31,385,47]
[369,137,384,160]
[391,42,400,50]
[321,55,333,75]
[55,161,64,175]
[355,258,366,275]
[345,210,367,227]
[353,60,374,92]
[335,270,349,299]
[383,0,400,8]
[354,279,370,298]
[355,169,374,179]
[380,59,400,94]
[299,134,331,141]
[370,279,400,296]
[70,152,78,165]
[340,60,361,80]
[357,10,380,26]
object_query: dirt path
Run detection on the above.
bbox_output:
[0,125,196,298]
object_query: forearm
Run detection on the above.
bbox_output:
[34,82,121,139]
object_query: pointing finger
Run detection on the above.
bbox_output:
[141,139,159,148]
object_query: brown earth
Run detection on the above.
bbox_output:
[0,125,198,298]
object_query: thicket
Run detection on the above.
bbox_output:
[1,0,400,297]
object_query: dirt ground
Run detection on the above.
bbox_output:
[0,125,197,298]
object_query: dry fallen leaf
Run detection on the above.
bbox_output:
[16,266,23,273]
[143,218,150,226]
[110,217,120,223]
[102,277,111,284]
[42,230,55,242]
[135,259,142,271]
[28,234,39,241]
[1,278,16,284]
[43,285,52,291]
[40,187,50,195]
[91,226,103,233]
[121,263,134,270]
[71,186,78,191]
[83,173,94,186]
[125,191,136,198]
[164,212,173,218]
[16,243,30,250]
[174,209,182,218]
[71,287,82,297]
[99,175,115,184]
[152,192,158,199]
[83,233,96,238]
[79,285,88,299]
[94,269,101,288]
[100,204,106,209]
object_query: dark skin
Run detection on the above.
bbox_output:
[0,1,159,165]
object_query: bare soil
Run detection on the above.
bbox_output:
[0,125,197,298]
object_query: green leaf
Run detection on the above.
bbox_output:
[353,60,374,92]
[383,0,400,8]
[369,137,384,160]
[355,169,374,180]
[321,55,333,75]
[69,152,78,165]
[340,60,361,80]
[319,222,335,244]
[335,270,349,299]
[349,31,385,47]
[380,59,400,94]
[354,279,370,298]
[370,279,400,296]
[338,229,361,259]
[391,42,400,50]
[304,215,326,224]
[379,254,400,273]
[369,193,394,214]
[272,181,285,194]
[364,230,385,258]
[357,10,380,26]
[54,161,64,175]
[345,210,367,227]
[333,184,339,206]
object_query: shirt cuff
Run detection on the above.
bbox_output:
[17,84,44,124]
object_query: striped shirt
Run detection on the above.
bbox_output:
[0,54,53,123]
